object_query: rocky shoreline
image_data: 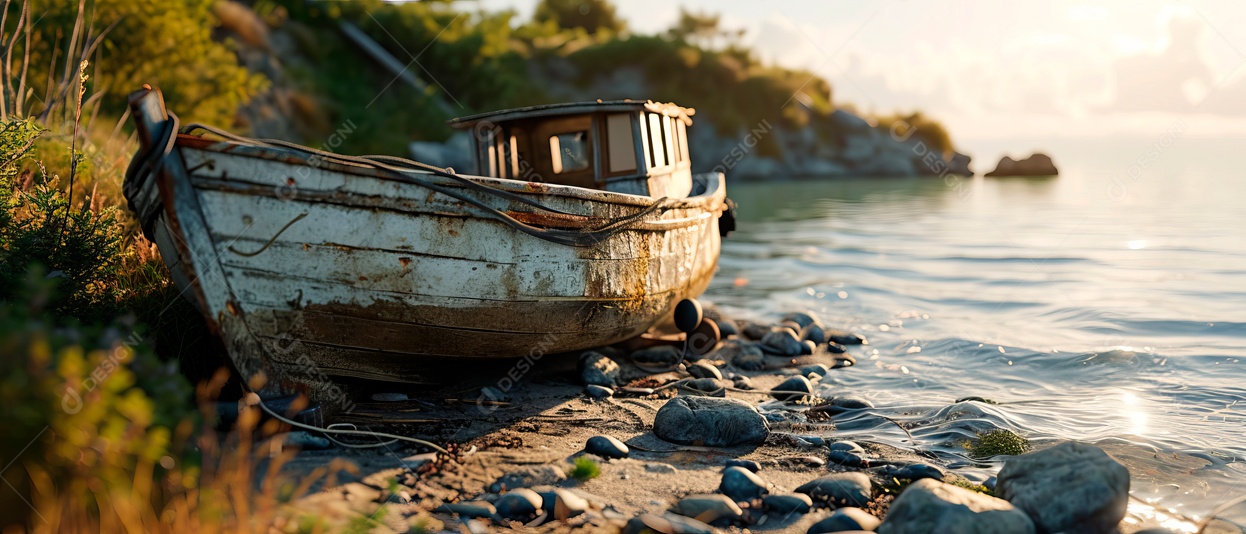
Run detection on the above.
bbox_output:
[259,307,1213,534]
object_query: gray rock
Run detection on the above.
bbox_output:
[890,463,946,481]
[827,396,874,410]
[795,472,872,507]
[771,376,814,402]
[585,384,614,398]
[725,459,761,473]
[370,392,408,402]
[995,442,1130,534]
[763,409,809,424]
[722,340,767,370]
[808,507,880,533]
[585,435,630,459]
[783,311,822,329]
[713,318,739,337]
[762,493,813,515]
[825,329,865,345]
[581,351,621,386]
[801,323,828,344]
[827,450,870,468]
[489,465,566,492]
[798,364,831,378]
[671,494,743,523]
[620,386,655,396]
[433,501,496,518]
[878,479,1034,534]
[801,340,817,355]
[688,361,723,380]
[732,375,754,390]
[824,341,848,354]
[645,462,678,474]
[828,441,865,454]
[653,396,770,447]
[760,329,805,356]
[632,345,682,366]
[623,513,715,534]
[720,466,768,502]
[741,322,771,340]
[685,378,730,396]
[983,476,997,490]
[552,488,588,520]
[494,488,543,520]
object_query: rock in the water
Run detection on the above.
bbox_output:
[808,507,880,533]
[653,396,769,447]
[581,351,621,386]
[721,340,767,370]
[585,384,614,398]
[433,502,496,518]
[688,361,723,380]
[783,311,822,329]
[552,488,588,520]
[827,450,870,468]
[762,493,813,515]
[623,513,715,534]
[671,494,743,523]
[801,323,827,344]
[494,488,543,520]
[825,328,865,345]
[795,472,872,507]
[719,466,768,502]
[632,345,682,366]
[995,442,1130,534]
[828,441,865,454]
[828,396,874,410]
[585,435,630,459]
[685,377,729,396]
[798,364,831,378]
[489,465,566,492]
[771,376,813,402]
[741,322,771,340]
[760,329,805,356]
[879,479,1034,534]
[984,153,1058,177]
[725,459,761,473]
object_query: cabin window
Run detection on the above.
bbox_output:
[677,121,690,164]
[549,131,589,174]
[606,113,636,173]
[647,113,668,168]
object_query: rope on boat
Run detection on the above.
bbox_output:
[169,122,671,247]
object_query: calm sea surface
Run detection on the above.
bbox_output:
[706,137,1246,526]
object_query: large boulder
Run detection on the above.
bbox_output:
[653,396,769,447]
[984,153,1058,177]
[995,442,1130,534]
[879,479,1035,534]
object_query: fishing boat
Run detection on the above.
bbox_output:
[123,86,731,389]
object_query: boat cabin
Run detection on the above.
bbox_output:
[449,101,694,198]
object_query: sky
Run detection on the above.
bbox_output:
[476,0,1246,162]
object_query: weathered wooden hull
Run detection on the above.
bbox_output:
[127,93,725,384]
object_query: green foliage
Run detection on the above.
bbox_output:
[534,0,626,35]
[948,477,993,495]
[966,429,1032,458]
[569,456,600,481]
[874,111,955,155]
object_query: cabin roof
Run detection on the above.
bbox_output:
[449,100,694,129]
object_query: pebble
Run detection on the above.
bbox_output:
[806,507,880,533]
[801,340,817,355]
[827,449,870,468]
[370,392,408,402]
[623,513,715,534]
[783,311,821,329]
[881,479,1034,533]
[996,442,1130,534]
[653,396,770,447]
[762,493,812,515]
[685,377,730,396]
[687,361,723,380]
[585,435,630,459]
[778,321,803,336]
[719,466,768,502]
[284,430,332,450]
[489,465,566,492]
[795,472,872,507]
[552,488,588,520]
[830,353,856,367]
[825,328,865,345]
[760,328,805,356]
[891,463,946,481]
[828,440,866,454]
[712,318,739,337]
[671,494,744,523]
[585,384,614,398]
[632,345,682,366]
[732,375,754,390]
[645,463,678,474]
[824,341,848,354]
[801,323,827,344]
[493,488,543,520]
[433,502,496,518]
[580,351,621,386]
[771,375,813,401]
[798,364,831,378]
[721,341,767,370]
[725,459,761,473]
[826,395,874,410]
[620,386,656,396]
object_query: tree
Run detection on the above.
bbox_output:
[533,0,625,36]
[667,8,744,50]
